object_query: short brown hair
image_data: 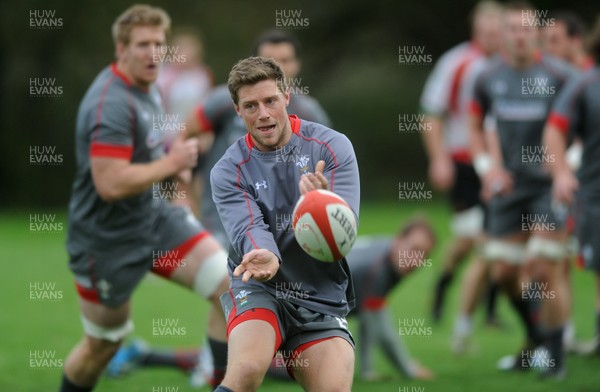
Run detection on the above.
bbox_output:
[398,216,437,245]
[227,56,286,105]
[587,15,600,62]
[112,4,171,45]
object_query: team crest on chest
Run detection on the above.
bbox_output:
[296,155,310,174]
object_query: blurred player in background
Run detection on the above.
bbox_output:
[420,1,503,344]
[211,56,359,392]
[469,2,575,378]
[156,28,215,216]
[542,10,594,351]
[543,14,600,356]
[60,5,229,391]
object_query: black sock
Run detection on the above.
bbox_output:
[139,349,198,372]
[208,337,228,387]
[508,292,542,345]
[60,374,93,392]
[485,282,500,321]
[433,271,454,318]
[213,386,234,392]
[544,326,565,370]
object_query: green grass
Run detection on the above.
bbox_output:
[1,203,599,391]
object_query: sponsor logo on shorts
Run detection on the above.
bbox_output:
[29,78,63,97]
[398,318,432,336]
[29,349,63,369]
[152,318,187,337]
[398,113,432,134]
[398,182,432,201]
[29,9,63,29]
[398,249,432,269]
[29,281,63,301]
[521,281,556,301]
[398,46,432,66]
[235,290,252,307]
[275,9,309,29]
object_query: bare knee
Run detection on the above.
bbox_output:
[225,360,266,391]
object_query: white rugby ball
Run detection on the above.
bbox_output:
[292,189,357,262]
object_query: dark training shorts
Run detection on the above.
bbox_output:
[69,203,208,307]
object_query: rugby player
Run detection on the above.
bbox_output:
[420,1,503,333]
[60,5,229,391]
[469,2,576,378]
[211,56,359,392]
[543,14,600,356]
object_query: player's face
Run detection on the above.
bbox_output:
[543,22,571,60]
[504,10,539,63]
[397,228,434,273]
[235,79,291,152]
[117,25,166,87]
[258,42,300,79]
[474,12,502,56]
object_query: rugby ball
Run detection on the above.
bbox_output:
[292,189,357,262]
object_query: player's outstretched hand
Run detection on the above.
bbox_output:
[234,249,280,283]
[299,160,328,195]
[168,132,199,172]
[481,166,513,201]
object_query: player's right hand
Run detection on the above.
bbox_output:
[168,133,199,172]
[428,155,455,191]
[553,169,579,205]
[235,249,280,283]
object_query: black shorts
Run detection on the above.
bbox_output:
[69,203,208,307]
[221,286,354,374]
[450,161,482,212]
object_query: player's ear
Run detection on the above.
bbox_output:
[233,100,241,116]
[115,41,126,60]
[284,87,290,106]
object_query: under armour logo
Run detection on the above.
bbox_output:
[255,180,268,190]
[97,279,112,299]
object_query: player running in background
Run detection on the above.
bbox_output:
[469,2,576,378]
[211,56,359,392]
[543,15,600,356]
[60,6,229,391]
[156,28,215,216]
[420,1,503,329]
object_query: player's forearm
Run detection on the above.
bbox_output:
[421,116,446,160]
[94,156,179,202]
[543,125,570,177]
[368,309,416,378]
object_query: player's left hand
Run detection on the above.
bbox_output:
[299,160,328,195]
[234,249,280,283]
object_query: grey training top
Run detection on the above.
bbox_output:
[211,115,359,317]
